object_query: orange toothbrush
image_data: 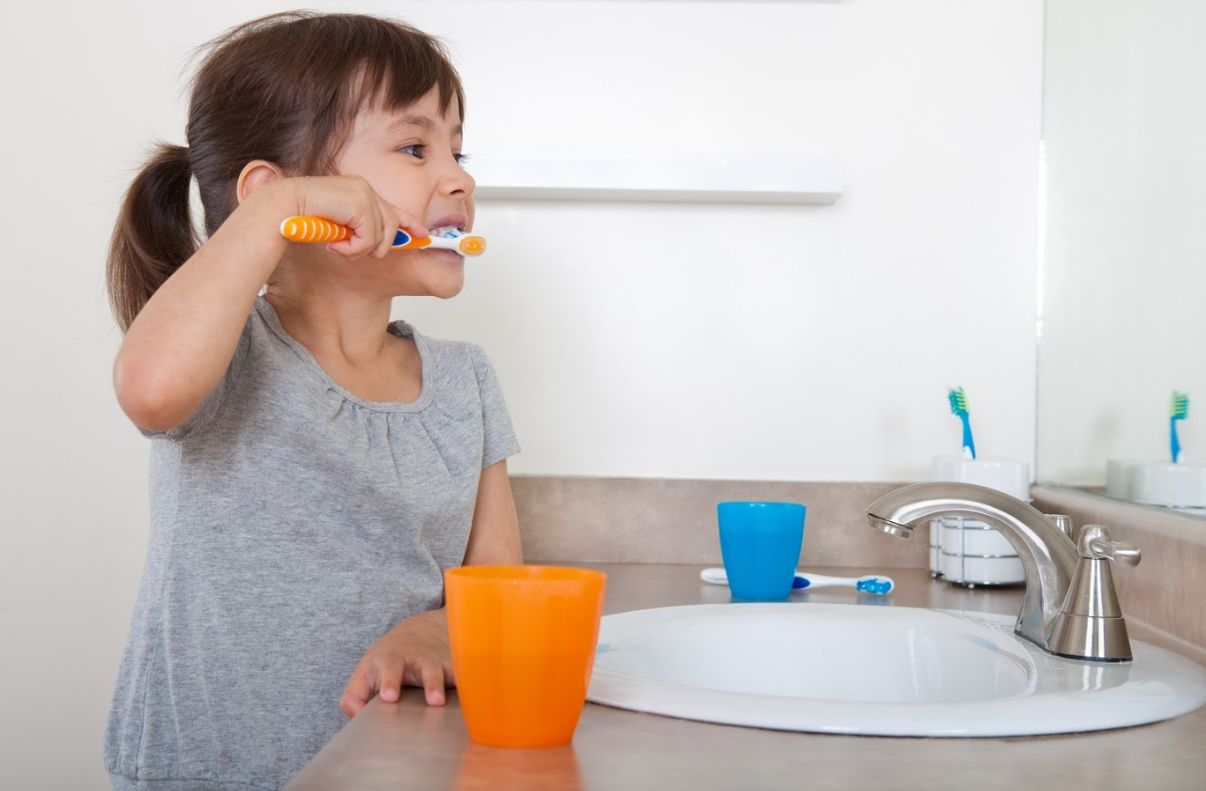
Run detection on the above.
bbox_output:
[279,215,486,256]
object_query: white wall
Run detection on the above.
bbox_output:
[0,1,1041,787]
[1039,0,1206,485]
[403,0,1043,481]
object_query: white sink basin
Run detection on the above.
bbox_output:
[587,603,1206,737]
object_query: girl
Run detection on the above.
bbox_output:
[104,12,522,791]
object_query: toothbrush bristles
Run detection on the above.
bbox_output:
[948,386,969,416]
[1171,392,1189,420]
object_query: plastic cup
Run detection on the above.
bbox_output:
[444,565,607,748]
[717,501,807,601]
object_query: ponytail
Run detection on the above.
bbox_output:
[106,144,197,332]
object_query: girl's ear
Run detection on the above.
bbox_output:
[236,160,286,205]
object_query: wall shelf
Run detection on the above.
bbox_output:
[469,155,844,205]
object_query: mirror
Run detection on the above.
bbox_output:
[1037,0,1205,504]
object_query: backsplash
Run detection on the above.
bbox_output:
[513,476,1205,662]
[513,476,924,566]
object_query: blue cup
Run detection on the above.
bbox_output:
[717,501,807,601]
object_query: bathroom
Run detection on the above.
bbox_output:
[1,0,1202,788]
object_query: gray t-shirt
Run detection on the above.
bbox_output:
[105,297,520,791]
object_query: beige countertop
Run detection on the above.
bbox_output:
[286,565,1206,791]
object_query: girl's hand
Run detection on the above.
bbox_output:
[340,608,453,717]
[288,175,429,260]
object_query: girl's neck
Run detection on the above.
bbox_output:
[263,285,398,367]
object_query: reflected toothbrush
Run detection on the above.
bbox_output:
[948,386,976,460]
[279,215,487,256]
[1171,391,1189,463]
[699,568,894,596]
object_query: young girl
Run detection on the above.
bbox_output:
[104,12,521,790]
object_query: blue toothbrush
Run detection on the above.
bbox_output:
[948,386,976,460]
[700,568,895,596]
[1171,391,1189,463]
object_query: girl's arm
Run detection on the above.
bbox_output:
[339,460,521,716]
[113,173,424,433]
[113,181,294,432]
[462,460,523,565]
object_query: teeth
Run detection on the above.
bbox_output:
[431,226,463,238]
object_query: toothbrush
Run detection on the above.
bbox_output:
[948,386,976,460]
[1171,391,1189,463]
[279,215,487,256]
[700,568,894,596]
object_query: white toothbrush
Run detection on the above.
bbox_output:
[700,567,894,596]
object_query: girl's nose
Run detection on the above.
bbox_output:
[439,155,475,197]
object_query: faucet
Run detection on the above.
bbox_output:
[866,482,1141,662]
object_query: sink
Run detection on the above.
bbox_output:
[586,603,1206,737]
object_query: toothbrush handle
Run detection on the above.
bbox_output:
[280,215,351,243]
[960,414,976,460]
[279,216,416,249]
[701,568,808,588]
[1171,417,1182,464]
[799,574,858,588]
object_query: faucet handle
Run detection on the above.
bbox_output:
[1080,525,1142,567]
[1087,538,1141,566]
[1049,524,1138,661]
[1044,513,1074,538]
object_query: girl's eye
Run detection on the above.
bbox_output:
[399,145,469,167]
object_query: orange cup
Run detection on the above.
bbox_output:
[444,565,607,748]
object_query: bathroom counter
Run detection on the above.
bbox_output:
[285,565,1206,791]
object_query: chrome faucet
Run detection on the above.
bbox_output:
[866,482,1141,662]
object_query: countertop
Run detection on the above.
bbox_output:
[285,565,1206,791]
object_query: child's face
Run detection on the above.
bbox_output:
[333,86,475,299]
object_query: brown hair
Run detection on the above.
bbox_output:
[106,11,466,331]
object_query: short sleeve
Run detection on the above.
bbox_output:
[467,344,520,468]
[137,318,253,441]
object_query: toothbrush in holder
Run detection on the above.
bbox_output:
[948,386,976,460]
[1171,391,1189,463]
[279,216,487,256]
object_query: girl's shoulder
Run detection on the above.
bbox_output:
[388,320,495,377]
[387,321,505,405]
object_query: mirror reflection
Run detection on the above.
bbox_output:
[1037,0,1205,515]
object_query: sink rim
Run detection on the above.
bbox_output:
[587,602,1206,737]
